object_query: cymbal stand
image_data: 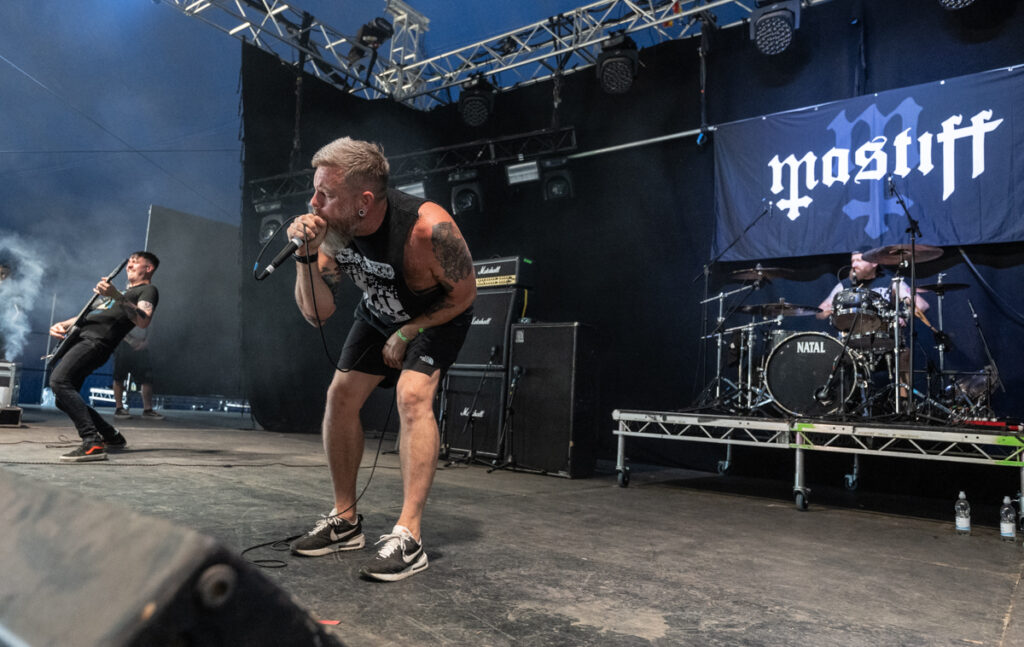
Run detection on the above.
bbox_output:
[933,273,949,373]
[889,175,923,416]
[698,283,758,407]
[722,316,781,411]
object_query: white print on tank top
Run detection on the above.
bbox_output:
[335,248,411,323]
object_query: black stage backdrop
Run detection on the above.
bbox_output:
[239,0,1024,481]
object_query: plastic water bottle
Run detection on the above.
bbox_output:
[954,491,971,535]
[1000,496,1017,542]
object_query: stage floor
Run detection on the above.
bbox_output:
[3,406,1024,646]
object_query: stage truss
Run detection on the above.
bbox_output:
[612,409,1024,511]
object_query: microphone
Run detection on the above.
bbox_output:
[884,174,894,199]
[813,386,833,404]
[256,236,303,281]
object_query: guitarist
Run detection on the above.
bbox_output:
[48,251,160,462]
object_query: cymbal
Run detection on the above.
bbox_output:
[862,243,943,265]
[738,301,822,317]
[729,267,794,281]
[916,282,969,294]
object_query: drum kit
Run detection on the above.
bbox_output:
[699,243,999,422]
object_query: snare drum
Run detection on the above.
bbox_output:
[764,332,860,416]
[831,288,887,333]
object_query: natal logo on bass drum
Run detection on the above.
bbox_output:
[796,339,827,354]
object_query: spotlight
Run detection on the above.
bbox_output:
[750,1,800,56]
[258,214,283,245]
[505,161,540,185]
[938,0,976,7]
[448,169,483,216]
[596,33,638,94]
[347,17,394,63]
[458,76,495,128]
[540,158,573,201]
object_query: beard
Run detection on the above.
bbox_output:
[320,223,353,257]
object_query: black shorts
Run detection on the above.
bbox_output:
[113,346,153,383]
[338,310,471,388]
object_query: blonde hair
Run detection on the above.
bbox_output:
[311,137,389,195]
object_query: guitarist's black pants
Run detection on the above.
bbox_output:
[50,338,119,444]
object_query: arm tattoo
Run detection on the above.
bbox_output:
[321,265,344,293]
[431,222,473,284]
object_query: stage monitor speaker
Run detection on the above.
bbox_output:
[442,369,506,458]
[0,469,344,647]
[509,323,597,478]
[452,288,523,370]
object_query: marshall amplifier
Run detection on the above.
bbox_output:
[441,369,505,459]
[473,256,534,289]
[453,287,524,370]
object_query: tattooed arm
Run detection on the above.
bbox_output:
[382,203,476,367]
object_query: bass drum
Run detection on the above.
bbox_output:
[765,332,860,417]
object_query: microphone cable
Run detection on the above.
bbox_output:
[246,220,397,568]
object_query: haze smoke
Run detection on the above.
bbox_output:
[0,233,46,361]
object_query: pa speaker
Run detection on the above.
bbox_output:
[453,288,523,370]
[0,469,344,647]
[442,369,506,458]
[508,323,597,478]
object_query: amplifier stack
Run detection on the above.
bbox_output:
[442,256,531,459]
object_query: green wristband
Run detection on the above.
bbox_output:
[396,329,410,342]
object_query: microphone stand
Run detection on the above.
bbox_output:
[488,366,522,473]
[889,176,921,417]
[814,309,861,418]
[967,298,1004,413]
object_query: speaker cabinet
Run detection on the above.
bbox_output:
[508,323,597,478]
[442,369,506,458]
[453,288,524,370]
[0,469,344,647]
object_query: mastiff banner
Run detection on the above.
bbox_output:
[712,65,1024,262]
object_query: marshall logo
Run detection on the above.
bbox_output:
[797,340,827,354]
[471,316,492,325]
[478,265,501,275]
[460,407,486,419]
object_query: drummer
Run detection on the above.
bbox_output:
[816,251,929,324]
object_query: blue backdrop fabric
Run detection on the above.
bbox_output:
[713,65,1024,262]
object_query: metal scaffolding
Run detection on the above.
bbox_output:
[158,0,777,110]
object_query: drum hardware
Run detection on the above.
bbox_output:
[764,332,863,418]
[737,299,821,318]
[698,281,768,408]
[728,266,794,282]
[861,243,944,265]
[721,316,783,412]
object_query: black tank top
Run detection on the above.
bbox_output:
[333,188,445,331]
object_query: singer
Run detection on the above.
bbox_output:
[285,137,476,582]
[48,251,160,462]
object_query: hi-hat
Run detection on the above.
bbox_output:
[738,301,821,317]
[862,243,943,265]
[916,282,969,294]
[729,267,794,281]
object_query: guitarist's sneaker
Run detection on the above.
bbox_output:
[359,525,428,582]
[60,442,108,462]
[103,432,128,452]
[291,513,365,556]
[114,408,131,419]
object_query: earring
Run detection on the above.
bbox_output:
[358,209,366,217]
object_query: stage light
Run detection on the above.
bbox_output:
[596,33,638,94]
[505,161,540,185]
[458,76,495,128]
[396,181,426,198]
[448,169,483,216]
[540,158,573,201]
[258,214,283,245]
[750,1,800,56]
[347,17,394,63]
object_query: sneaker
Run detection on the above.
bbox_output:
[60,442,108,463]
[290,513,365,556]
[359,526,428,582]
[103,432,128,451]
[114,408,131,419]
[141,409,164,420]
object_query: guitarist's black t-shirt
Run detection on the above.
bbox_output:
[79,284,159,348]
